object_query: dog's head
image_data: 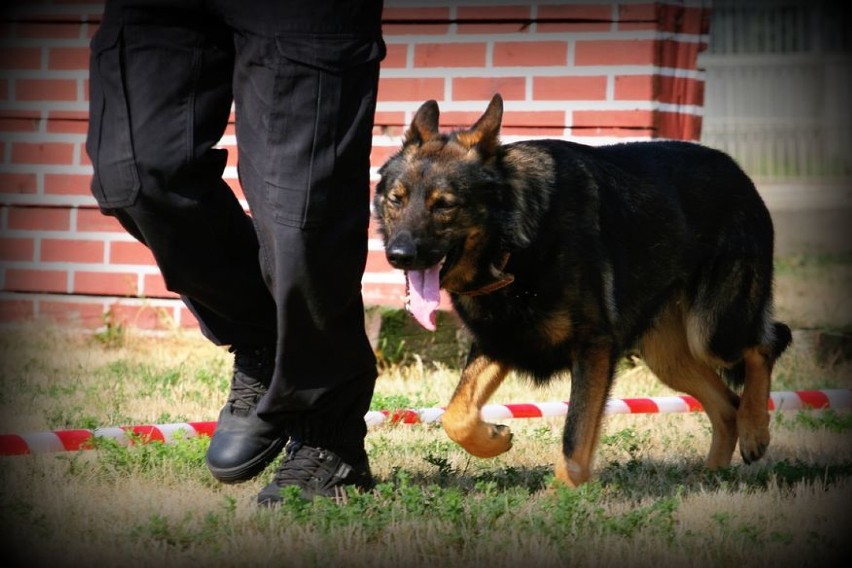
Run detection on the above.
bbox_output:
[374,94,514,329]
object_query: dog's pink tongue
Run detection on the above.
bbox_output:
[406,265,441,331]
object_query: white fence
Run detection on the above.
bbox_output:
[699,52,852,178]
[698,0,851,180]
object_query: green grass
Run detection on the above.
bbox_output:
[0,254,850,566]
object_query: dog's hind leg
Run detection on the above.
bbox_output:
[556,344,616,487]
[737,347,772,463]
[737,324,791,463]
[442,346,513,458]
[640,303,740,469]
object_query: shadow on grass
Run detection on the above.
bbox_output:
[382,455,852,500]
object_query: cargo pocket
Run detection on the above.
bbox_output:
[86,24,141,210]
[263,34,384,228]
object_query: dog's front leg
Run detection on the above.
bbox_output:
[442,346,513,458]
[556,344,616,487]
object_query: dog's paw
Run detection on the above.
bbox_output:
[738,408,770,464]
[739,429,770,464]
[461,422,513,458]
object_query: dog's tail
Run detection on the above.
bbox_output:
[721,322,793,388]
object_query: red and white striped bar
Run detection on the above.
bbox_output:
[363,389,852,427]
[1,389,849,456]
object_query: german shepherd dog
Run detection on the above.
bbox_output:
[373,94,792,487]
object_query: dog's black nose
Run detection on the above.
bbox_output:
[386,231,417,268]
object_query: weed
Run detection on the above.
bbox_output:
[93,309,126,349]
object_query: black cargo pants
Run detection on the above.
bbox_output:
[86,0,384,459]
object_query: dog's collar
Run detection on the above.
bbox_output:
[452,251,514,297]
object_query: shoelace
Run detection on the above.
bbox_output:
[227,346,272,413]
[227,372,267,413]
[275,443,346,486]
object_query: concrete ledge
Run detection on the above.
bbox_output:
[757,180,852,255]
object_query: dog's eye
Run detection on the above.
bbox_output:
[385,193,403,207]
[432,198,457,212]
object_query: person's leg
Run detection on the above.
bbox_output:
[227,5,385,501]
[86,1,285,483]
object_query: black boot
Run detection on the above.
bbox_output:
[206,346,287,484]
[257,441,374,505]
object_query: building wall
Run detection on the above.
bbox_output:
[0,0,711,331]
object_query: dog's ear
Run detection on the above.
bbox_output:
[457,93,503,157]
[404,100,440,146]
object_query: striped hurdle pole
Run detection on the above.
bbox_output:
[1,389,849,456]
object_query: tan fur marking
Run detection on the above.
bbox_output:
[737,347,772,463]
[540,312,573,345]
[640,301,739,469]
[442,354,513,458]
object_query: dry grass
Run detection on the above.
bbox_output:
[1,255,851,567]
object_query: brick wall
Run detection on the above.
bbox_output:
[0,0,711,331]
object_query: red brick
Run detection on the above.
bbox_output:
[15,22,84,40]
[76,208,125,233]
[7,206,72,231]
[382,7,449,20]
[614,75,655,100]
[48,47,89,70]
[655,112,703,140]
[0,173,38,194]
[73,271,139,296]
[44,173,91,196]
[574,40,656,66]
[533,76,607,100]
[0,298,36,323]
[373,111,406,128]
[382,6,448,33]
[503,111,567,128]
[615,75,705,106]
[46,112,89,133]
[12,142,75,165]
[572,126,655,138]
[457,22,531,34]
[142,273,177,298]
[15,79,78,101]
[378,77,445,102]
[413,43,487,68]
[659,40,703,69]
[658,76,704,106]
[456,5,531,34]
[4,268,68,293]
[383,23,449,35]
[493,41,568,67]
[79,142,92,166]
[383,44,408,68]
[572,109,654,129]
[0,47,42,71]
[452,76,526,101]
[657,5,709,35]
[39,300,105,328]
[178,305,200,329]
[536,3,613,32]
[618,3,657,23]
[538,4,613,20]
[0,114,40,132]
[41,238,104,263]
[370,145,400,168]
[109,240,155,266]
[0,79,9,101]
[0,237,35,261]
